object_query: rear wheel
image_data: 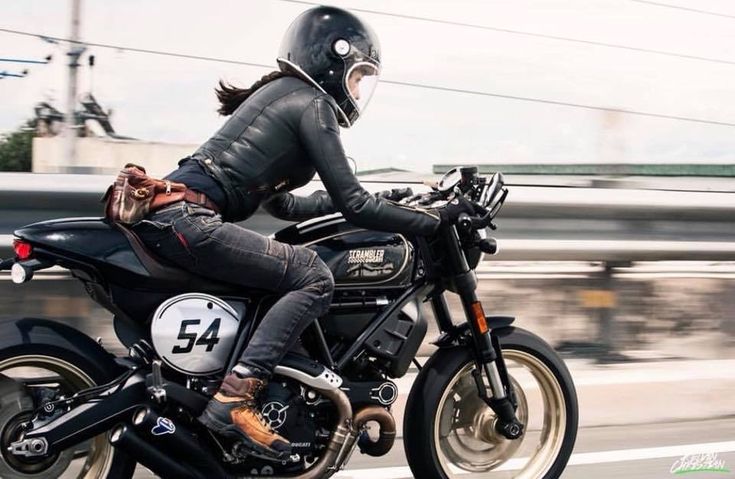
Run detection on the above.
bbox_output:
[0,349,136,479]
[404,327,578,479]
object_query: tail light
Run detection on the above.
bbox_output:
[13,239,33,260]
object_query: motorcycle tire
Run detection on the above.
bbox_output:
[404,326,578,479]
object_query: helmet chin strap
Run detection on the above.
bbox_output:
[276,58,353,128]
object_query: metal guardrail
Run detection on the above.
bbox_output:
[3,234,735,262]
[1,173,734,262]
[433,163,735,177]
[2,173,734,220]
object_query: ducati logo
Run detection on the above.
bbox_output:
[347,249,385,264]
[261,402,289,430]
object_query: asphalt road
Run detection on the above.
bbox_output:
[338,418,735,478]
[129,417,735,478]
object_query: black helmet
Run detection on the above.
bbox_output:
[277,6,381,128]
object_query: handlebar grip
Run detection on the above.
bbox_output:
[377,187,414,202]
[394,187,413,198]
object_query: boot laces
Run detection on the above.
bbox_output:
[243,405,276,433]
[236,379,279,434]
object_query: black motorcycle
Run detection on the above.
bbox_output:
[0,167,578,479]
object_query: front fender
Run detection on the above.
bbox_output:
[433,315,516,349]
[0,318,121,383]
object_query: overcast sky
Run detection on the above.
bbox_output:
[3,0,735,172]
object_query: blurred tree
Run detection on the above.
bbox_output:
[0,120,36,171]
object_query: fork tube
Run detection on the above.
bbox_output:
[442,225,506,400]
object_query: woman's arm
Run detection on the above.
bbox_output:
[298,96,440,236]
[262,190,336,221]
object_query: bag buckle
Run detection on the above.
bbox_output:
[132,188,149,199]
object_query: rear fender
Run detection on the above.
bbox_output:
[0,318,121,383]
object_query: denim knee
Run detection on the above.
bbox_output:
[304,256,334,319]
[312,256,335,296]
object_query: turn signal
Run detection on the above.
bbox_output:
[471,301,489,334]
[13,239,32,260]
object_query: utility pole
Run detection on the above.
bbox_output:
[63,0,85,173]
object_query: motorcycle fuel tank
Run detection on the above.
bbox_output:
[275,216,415,288]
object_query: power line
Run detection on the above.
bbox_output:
[2,27,735,128]
[0,28,273,70]
[629,0,735,20]
[277,0,735,67]
[0,71,27,78]
[0,57,49,65]
[381,79,735,127]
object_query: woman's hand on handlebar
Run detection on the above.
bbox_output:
[374,187,414,202]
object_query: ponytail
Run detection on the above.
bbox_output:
[215,70,291,116]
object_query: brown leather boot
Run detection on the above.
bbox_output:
[199,370,291,459]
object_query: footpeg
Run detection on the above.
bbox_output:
[148,360,167,404]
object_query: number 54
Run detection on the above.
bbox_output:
[172,318,221,354]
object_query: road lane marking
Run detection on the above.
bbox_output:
[335,441,735,478]
[564,440,735,467]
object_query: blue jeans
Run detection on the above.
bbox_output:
[132,201,335,377]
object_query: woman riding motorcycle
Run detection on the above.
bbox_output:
[132,6,475,460]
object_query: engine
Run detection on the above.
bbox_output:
[240,378,335,476]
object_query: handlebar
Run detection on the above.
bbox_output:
[456,212,499,254]
[376,187,414,202]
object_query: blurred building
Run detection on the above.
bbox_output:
[32,137,196,176]
[31,93,195,176]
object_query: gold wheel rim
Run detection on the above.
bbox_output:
[433,349,567,478]
[0,355,115,479]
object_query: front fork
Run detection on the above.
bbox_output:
[436,225,525,440]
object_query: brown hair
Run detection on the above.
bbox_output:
[215,70,292,116]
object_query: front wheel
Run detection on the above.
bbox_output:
[0,347,136,479]
[404,326,578,479]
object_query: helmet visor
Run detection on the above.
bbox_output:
[345,62,380,115]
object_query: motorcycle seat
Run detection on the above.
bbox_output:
[115,223,266,296]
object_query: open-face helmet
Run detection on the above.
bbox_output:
[277,6,381,127]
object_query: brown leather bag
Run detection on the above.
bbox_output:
[102,163,187,224]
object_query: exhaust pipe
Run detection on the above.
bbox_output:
[132,407,229,477]
[283,385,354,479]
[109,424,204,479]
[114,393,388,479]
[354,406,396,457]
